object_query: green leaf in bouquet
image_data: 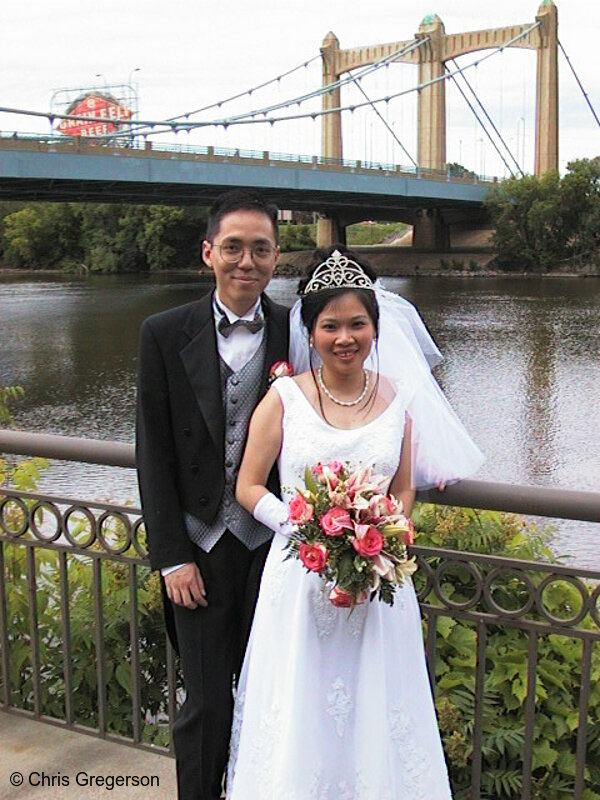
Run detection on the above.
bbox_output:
[304,465,319,496]
[337,551,356,584]
[353,556,368,573]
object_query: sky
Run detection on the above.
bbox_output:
[1,0,599,179]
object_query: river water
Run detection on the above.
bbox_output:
[1,272,598,567]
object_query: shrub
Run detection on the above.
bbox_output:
[413,505,600,798]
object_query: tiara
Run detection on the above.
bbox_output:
[302,250,375,295]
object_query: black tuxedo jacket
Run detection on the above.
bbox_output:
[136,291,289,571]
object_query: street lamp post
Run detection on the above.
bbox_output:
[516,117,525,171]
[127,67,141,146]
[477,138,487,178]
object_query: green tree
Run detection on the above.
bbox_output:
[0,201,209,273]
[136,205,185,271]
[486,158,600,271]
[2,204,81,270]
[560,157,600,257]
[486,171,565,270]
[279,222,316,252]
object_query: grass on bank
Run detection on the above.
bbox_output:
[279,221,407,252]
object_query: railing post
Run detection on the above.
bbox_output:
[59,551,74,725]
[470,621,487,798]
[0,544,10,708]
[93,558,107,736]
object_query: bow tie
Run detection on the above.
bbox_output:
[217,311,265,339]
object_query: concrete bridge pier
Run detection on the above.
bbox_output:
[316,213,346,247]
[412,208,450,250]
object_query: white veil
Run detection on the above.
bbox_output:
[289,281,484,489]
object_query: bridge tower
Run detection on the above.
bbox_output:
[415,14,446,173]
[535,0,559,175]
[317,0,559,249]
[319,32,345,246]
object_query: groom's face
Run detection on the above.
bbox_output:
[202,209,279,316]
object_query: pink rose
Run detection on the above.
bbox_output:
[329,586,369,607]
[352,524,384,557]
[319,507,352,536]
[312,463,324,476]
[299,543,328,572]
[326,461,344,475]
[288,494,314,524]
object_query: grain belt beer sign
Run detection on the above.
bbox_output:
[57,93,132,137]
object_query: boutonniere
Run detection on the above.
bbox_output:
[268,360,294,386]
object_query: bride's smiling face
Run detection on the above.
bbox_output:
[312,292,376,373]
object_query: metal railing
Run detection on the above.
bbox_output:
[1,430,599,798]
[0,131,498,185]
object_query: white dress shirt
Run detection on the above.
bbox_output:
[213,291,265,372]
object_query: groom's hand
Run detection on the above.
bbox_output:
[164,563,208,609]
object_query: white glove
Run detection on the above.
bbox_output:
[253,493,296,538]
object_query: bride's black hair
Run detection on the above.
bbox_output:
[297,245,380,420]
[297,245,380,335]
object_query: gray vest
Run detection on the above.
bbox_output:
[184,335,272,552]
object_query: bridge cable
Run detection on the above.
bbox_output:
[153,22,540,132]
[166,54,322,122]
[121,32,537,139]
[447,60,522,176]
[110,38,427,141]
[176,39,426,127]
[558,39,600,132]
[110,21,542,138]
[350,78,417,167]
[0,23,540,144]
[106,37,429,138]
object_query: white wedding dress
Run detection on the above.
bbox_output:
[226,376,453,800]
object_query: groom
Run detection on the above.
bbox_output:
[136,190,289,800]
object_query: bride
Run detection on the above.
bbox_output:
[226,247,483,799]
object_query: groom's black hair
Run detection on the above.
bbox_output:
[205,189,279,244]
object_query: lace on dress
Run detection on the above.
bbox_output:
[227,376,453,800]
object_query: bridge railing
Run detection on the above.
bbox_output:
[0,131,498,184]
[1,430,598,798]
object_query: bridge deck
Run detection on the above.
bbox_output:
[0,137,492,222]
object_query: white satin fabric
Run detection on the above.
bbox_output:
[226,377,453,800]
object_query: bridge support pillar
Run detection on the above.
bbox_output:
[412,208,449,251]
[320,32,342,163]
[416,15,446,172]
[316,214,346,248]
[534,0,558,176]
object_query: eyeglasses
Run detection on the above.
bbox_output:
[212,242,277,264]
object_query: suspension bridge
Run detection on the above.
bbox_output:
[0,0,597,249]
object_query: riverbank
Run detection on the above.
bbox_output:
[277,247,600,277]
[2,249,600,278]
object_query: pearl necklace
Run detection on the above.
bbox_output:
[317,365,370,407]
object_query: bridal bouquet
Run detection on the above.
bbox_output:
[284,462,417,608]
